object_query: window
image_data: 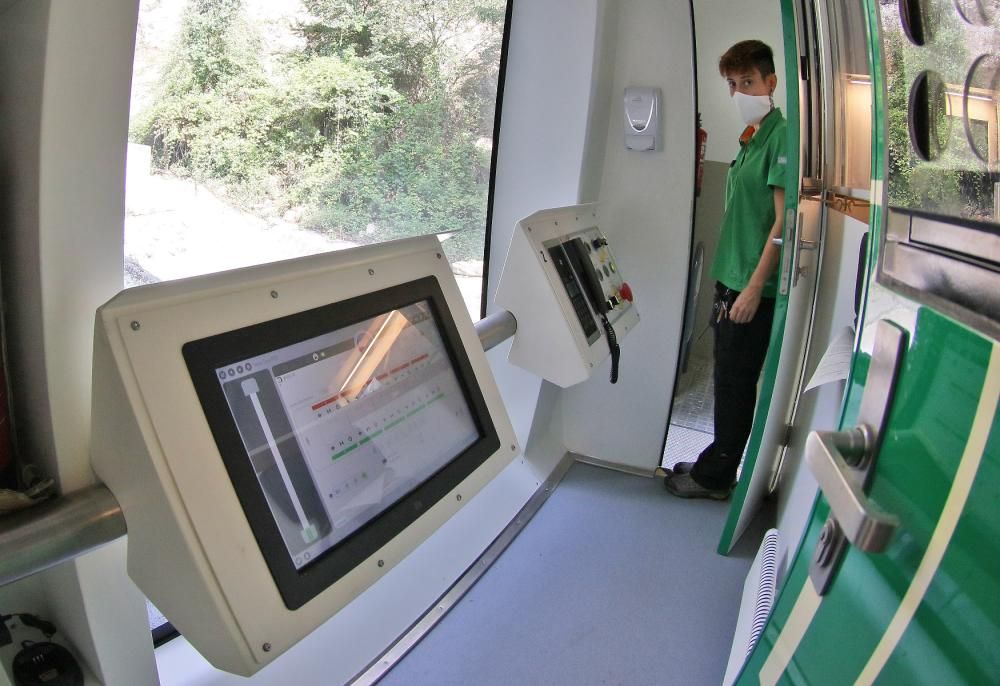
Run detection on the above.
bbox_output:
[126,0,511,320]
[127,0,511,639]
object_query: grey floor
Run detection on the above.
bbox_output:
[381,462,772,686]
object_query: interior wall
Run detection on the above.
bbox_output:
[686,161,729,365]
[0,1,154,684]
[0,0,50,486]
[556,0,696,471]
[486,0,604,453]
[693,0,788,164]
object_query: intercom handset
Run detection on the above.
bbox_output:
[551,236,627,383]
[495,203,639,388]
[561,238,609,315]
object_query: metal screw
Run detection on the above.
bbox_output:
[456,494,462,502]
[368,268,375,276]
[270,290,279,299]
[262,643,272,653]
[437,253,442,259]
[130,321,140,331]
[377,559,385,568]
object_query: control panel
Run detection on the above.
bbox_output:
[494,203,638,387]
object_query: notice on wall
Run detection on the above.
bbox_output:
[804,326,856,393]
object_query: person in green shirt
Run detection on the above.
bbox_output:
[666,39,787,499]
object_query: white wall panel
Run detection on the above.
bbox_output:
[487,0,604,447]
[557,0,696,471]
[693,0,788,164]
[0,2,154,685]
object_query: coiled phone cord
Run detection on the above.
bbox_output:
[601,314,620,384]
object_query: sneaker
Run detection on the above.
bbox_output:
[663,472,731,500]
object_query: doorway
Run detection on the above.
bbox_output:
[660,0,789,473]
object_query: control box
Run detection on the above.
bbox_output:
[494,203,638,387]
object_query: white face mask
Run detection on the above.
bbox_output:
[733,91,772,126]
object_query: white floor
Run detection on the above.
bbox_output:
[662,357,714,468]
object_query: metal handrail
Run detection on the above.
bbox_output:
[0,311,517,587]
[0,485,126,587]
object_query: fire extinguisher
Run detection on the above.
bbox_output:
[695,113,708,197]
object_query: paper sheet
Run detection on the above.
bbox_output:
[804,325,856,393]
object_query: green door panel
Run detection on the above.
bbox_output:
[734,0,1000,681]
[737,305,998,685]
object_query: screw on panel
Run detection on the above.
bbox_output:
[270,290,279,299]
[369,269,376,276]
[510,444,516,452]
[130,321,140,331]
[814,520,837,567]
[262,643,272,653]
[437,253,442,259]
[456,494,462,502]
[377,559,385,567]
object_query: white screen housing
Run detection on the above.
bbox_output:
[90,236,517,675]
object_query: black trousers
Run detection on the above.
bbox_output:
[691,282,775,490]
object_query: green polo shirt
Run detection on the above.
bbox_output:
[710,108,787,297]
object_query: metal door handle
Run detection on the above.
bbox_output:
[805,426,899,553]
[808,320,906,594]
[772,237,817,251]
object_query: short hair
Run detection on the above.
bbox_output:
[719,40,776,78]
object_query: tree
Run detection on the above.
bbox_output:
[132,0,274,195]
[132,0,507,262]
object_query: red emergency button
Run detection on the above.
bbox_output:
[619,282,634,303]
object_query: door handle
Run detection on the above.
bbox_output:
[805,426,899,553]
[771,237,817,251]
[777,209,800,295]
[808,320,906,595]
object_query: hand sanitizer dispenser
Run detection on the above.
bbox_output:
[624,87,660,151]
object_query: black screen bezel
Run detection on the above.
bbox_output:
[182,276,500,610]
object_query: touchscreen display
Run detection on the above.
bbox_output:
[214,300,480,570]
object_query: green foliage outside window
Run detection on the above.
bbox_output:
[880,0,998,223]
[131,0,505,263]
